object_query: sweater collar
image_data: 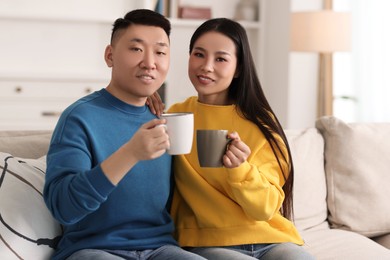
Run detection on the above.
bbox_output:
[194,97,236,111]
[100,88,148,114]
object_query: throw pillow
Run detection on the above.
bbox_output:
[0,153,62,260]
[286,128,328,232]
[316,116,390,237]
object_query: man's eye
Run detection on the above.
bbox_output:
[157,51,166,56]
[130,47,142,52]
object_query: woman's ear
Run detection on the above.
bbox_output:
[104,45,113,67]
[233,63,241,78]
[234,68,240,78]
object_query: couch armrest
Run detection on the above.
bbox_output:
[0,131,52,158]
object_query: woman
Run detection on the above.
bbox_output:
[149,18,314,259]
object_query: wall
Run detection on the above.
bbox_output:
[262,0,322,129]
[288,0,323,128]
[261,0,291,128]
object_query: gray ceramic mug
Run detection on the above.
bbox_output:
[197,129,231,167]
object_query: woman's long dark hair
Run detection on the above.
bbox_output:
[189,18,294,220]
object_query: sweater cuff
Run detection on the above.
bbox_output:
[227,161,252,183]
[86,165,116,197]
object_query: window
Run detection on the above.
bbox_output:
[334,0,390,122]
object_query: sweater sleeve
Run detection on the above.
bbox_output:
[43,112,116,225]
[225,136,287,221]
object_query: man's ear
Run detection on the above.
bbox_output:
[104,45,113,67]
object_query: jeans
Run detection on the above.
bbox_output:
[187,243,315,260]
[66,245,206,260]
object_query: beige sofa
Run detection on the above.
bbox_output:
[1,116,390,259]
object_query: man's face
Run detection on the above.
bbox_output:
[105,24,170,106]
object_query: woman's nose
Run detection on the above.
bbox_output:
[201,58,214,72]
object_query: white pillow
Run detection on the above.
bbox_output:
[286,128,328,232]
[316,116,390,237]
[0,153,62,260]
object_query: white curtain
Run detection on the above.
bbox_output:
[334,0,390,122]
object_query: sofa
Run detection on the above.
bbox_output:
[0,116,389,259]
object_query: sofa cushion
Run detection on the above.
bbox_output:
[316,116,390,237]
[285,128,328,232]
[302,222,390,259]
[372,233,390,249]
[0,131,52,159]
[0,153,62,260]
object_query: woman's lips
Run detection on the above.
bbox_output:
[197,75,214,84]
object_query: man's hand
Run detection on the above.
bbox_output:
[127,119,169,161]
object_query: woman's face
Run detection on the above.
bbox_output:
[188,31,238,105]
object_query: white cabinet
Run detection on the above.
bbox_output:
[0,0,121,130]
[0,79,105,130]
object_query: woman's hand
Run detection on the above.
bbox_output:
[146,92,165,116]
[223,132,251,168]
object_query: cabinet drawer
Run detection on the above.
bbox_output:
[0,80,107,130]
[0,100,72,120]
[0,100,69,130]
[0,80,105,98]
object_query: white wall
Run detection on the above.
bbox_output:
[262,0,322,129]
[288,0,323,129]
[261,0,291,128]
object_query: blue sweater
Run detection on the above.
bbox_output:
[43,89,176,259]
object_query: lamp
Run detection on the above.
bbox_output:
[290,11,351,117]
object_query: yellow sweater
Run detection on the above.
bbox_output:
[168,97,303,247]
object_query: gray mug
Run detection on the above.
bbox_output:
[197,129,231,167]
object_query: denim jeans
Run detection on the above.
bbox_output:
[66,245,206,260]
[187,243,315,260]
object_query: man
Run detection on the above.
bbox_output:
[43,9,205,260]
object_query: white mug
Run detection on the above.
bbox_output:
[160,113,194,155]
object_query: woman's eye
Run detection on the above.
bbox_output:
[216,57,227,62]
[194,52,204,58]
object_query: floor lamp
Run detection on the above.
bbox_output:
[290,11,351,118]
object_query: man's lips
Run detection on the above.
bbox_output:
[137,74,156,84]
[137,74,155,80]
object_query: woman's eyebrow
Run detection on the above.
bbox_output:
[193,46,205,52]
[216,50,232,56]
[193,46,231,56]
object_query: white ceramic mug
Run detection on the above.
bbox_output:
[197,129,231,167]
[160,113,194,155]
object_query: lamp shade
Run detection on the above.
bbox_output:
[290,11,351,53]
